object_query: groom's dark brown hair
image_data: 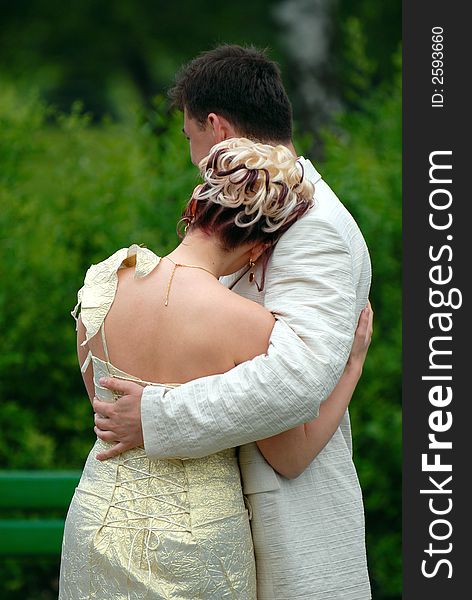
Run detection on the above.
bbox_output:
[169,45,293,143]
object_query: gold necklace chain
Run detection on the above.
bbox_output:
[162,256,217,306]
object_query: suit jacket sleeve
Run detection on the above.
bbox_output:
[141,202,359,460]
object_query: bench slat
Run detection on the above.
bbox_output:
[0,471,80,509]
[0,519,66,555]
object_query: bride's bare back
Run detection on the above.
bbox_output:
[83,257,274,387]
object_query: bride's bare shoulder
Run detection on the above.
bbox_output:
[205,282,275,362]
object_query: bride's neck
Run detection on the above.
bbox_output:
[165,229,249,278]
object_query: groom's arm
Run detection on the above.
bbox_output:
[140,212,359,459]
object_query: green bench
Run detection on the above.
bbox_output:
[0,471,81,556]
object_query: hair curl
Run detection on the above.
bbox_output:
[179,138,314,289]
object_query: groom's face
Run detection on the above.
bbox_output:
[183,110,217,166]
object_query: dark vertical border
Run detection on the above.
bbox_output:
[403,2,468,597]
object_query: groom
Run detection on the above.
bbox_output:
[93,45,372,598]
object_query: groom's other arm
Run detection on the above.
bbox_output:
[141,188,370,459]
[256,303,373,479]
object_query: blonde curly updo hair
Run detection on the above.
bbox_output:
[180,138,314,287]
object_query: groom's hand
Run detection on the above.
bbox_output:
[92,378,145,461]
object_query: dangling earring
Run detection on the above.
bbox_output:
[248,259,256,284]
[184,196,198,235]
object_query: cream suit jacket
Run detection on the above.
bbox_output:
[141,158,372,599]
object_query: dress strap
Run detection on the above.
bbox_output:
[100,322,111,363]
[80,350,93,373]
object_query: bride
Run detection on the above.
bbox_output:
[59,137,371,599]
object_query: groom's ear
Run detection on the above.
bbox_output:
[208,113,238,143]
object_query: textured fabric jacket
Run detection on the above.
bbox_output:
[141,158,372,599]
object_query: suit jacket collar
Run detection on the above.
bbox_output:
[297,156,323,184]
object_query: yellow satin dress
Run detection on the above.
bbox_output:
[59,245,256,600]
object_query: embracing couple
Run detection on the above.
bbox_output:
[59,45,372,599]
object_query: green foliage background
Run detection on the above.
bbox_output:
[0,1,401,593]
